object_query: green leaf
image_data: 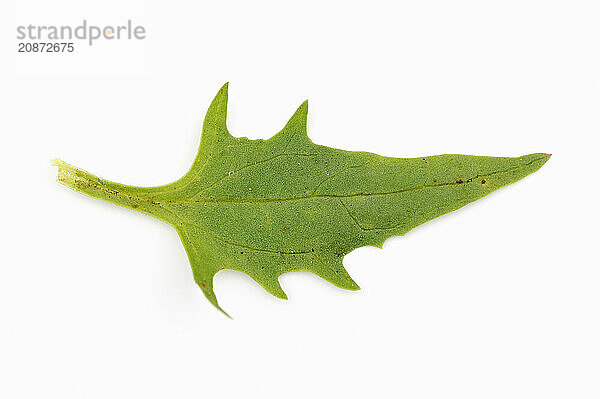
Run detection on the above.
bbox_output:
[53,83,550,316]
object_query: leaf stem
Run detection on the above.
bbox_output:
[52,159,166,219]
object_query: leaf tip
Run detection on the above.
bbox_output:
[220,81,229,93]
[211,82,230,107]
[298,100,309,121]
[528,152,552,171]
[219,307,233,319]
[202,285,232,319]
[538,153,551,160]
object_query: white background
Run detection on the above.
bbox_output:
[1,1,599,398]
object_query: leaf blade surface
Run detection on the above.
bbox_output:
[54,83,550,314]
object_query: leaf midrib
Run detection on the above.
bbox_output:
[157,155,545,206]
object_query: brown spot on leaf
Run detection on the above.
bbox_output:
[481,179,487,184]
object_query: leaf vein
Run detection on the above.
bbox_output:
[162,156,542,205]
